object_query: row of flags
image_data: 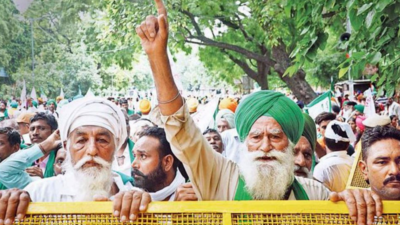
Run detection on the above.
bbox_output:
[19,79,66,104]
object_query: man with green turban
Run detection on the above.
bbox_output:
[293,113,317,179]
[131,4,385,224]
[46,99,59,120]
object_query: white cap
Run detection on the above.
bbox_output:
[325,120,356,143]
[362,114,391,127]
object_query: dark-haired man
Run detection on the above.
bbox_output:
[315,112,337,152]
[27,112,58,178]
[132,127,187,201]
[203,129,224,154]
[313,121,355,192]
[359,126,400,200]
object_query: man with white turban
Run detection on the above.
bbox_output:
[215,109,235,133]
[0,97,151,224]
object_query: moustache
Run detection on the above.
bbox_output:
[383,174,400,185]
[73,156,110,170]
[131,169,148,179]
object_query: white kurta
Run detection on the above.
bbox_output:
[313,151,353,192]
[221,128,244,164]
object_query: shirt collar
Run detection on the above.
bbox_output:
[320,151,348,161]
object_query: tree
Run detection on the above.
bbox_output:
[93,0,319,103]
[283,0,400,97]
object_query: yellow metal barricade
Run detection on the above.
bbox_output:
[16,201,400,225]
[346,147,370,189]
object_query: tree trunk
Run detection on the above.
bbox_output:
[272,43,317,104]
[254,61,269,90]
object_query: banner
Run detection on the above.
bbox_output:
[30,87,37,101]
[306,91,332,119]
[364,89,376,118]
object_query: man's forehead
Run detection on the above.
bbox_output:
[30,120,49,126]
[204,132,220,138]
[368,139,400,159]
[133,136,160,153]
[70,126,113,136]
[249,116,284,133]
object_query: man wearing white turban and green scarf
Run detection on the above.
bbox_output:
[0,97,152,224]
[133,1,384,224]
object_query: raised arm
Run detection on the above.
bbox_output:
[135,0,183,116]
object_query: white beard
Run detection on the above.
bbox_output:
[238,142,295,200]
[294,165,313,179]
[63,151,113,202]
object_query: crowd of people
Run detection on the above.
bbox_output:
[0,0,400,224]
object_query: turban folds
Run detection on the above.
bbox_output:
[216,109,235,129]
[235,90,304,143]
[47,99,57,108]
[219,98,238,113]
[59,97,127,151]
[139,99,151,114]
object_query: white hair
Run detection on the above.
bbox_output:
[238,141,295,200]
[63,140,114,201]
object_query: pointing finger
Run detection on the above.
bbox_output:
[154,0,167,17]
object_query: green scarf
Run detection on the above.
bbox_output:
[128,139,135,163]
[0,182,7,190]
[234,176,309,200]
[43,150,56,178]
[302,113,317,172]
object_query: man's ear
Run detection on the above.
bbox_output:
[12,144,20,153]
[359,160,369,183]
[163,155,174,172]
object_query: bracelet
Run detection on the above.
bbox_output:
[158,92,181,104]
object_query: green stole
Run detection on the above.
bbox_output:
[0,182,7,190]
[128,139,135,163]
[234,176,309,200]
[43,150,56,178]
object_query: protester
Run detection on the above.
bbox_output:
[314,112,336,154]
[139,99,151,118]
[313,121,355,192]
[0,101,8,122]
[132,127,187,201]
[359,126,400,200]
[26,112,58,178]
[203,129,224,154]
[385,97,400,118]
[0,97,151,224]
[53,148,67,176]
[390,115,399,129]
[134,3,384,223]
[120,98,134,116]
[215,109,235,133]
[294,113,316,179]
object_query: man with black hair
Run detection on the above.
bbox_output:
[313,121,355,192]
[359,126,400,200]
[131,127,187,201]
[203,129,224,154]
[120,98,134,116]
[0,127,20,163]
[315,112,337,152]
[26,112,58,178]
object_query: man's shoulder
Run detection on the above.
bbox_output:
[295,176,330,200]
[24,175,66,202]
[25,175,64,190]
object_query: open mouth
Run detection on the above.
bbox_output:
[256,156,276,161]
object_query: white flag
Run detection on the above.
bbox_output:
[30,87,37,101]
[363,89,375,118]
[60,88,65,98]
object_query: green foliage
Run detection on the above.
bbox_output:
[286,0,400,96]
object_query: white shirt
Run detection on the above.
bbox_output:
[112,144,132,176]
[25,171,134,202]
[386,102,400,118]
[313,151,353,192]
[221,129,245,164]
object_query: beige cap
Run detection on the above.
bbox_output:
[16,112,36,124]
[362,114,391,128]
